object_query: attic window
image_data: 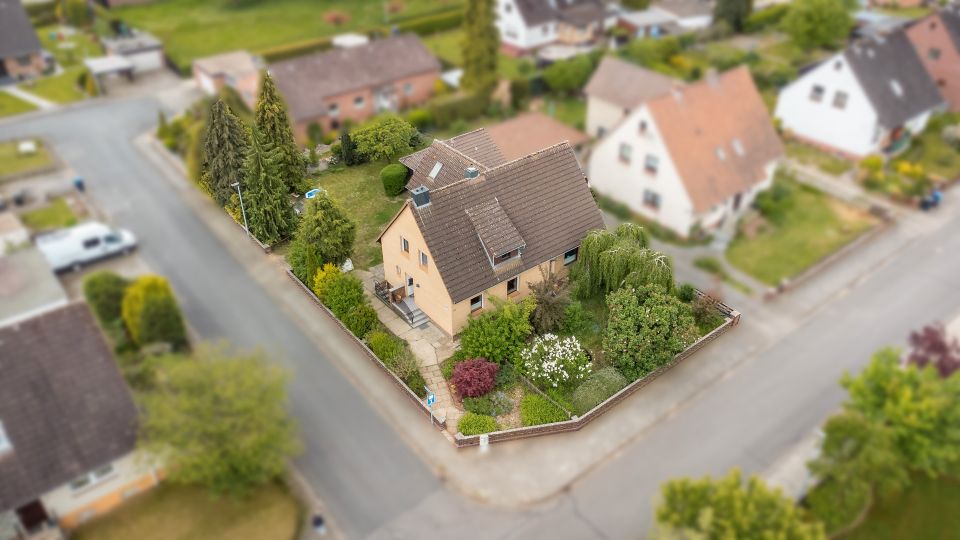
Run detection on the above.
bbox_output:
[716,147,727,161]
[732,139,744,156]
[890,80,904,97]
[0,420,12,454]
[810,85,825,103]
[639,120,648,133]
[428,162,443,179]
[495,249,520,265]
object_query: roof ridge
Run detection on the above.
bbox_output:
[432,141,574,194]
[434,138,490,171]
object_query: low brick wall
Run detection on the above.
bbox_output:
[286,269,446,430]
[453,304,741,448]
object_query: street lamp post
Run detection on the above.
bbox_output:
[231,181,249,237]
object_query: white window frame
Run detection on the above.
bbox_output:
[618,143,632,163]
[507,276,519,294]
[328,103,340,116]
[404,83,413,96]
[470,294,483,312]
[563,247,578,265]
[644,154,659,174]
[419,250,428,267]
[401,236,410,253]
[70,463,115,492]
[354,96,365,109]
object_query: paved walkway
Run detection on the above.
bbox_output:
[356,267,460,429]
[2,85,56,110]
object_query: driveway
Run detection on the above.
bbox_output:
[4,96,960,539]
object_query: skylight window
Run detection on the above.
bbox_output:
[716,147,727,161]
[890,80,904,98]
[428,161,443,179]
[0,420,12,454]
[732,139,744,156]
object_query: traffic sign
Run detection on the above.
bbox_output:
[426,393,436,406]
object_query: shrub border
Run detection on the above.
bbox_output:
[286,268,446,430]
[452,301,740,448]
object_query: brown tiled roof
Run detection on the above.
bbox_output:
[0,0,42,59]
[399,128,506,172]
[484,112,589,161]
[585,56,678,109]
[466,198,526,262]
[404,141,604,303]
[647,67,784,213]
[270,34,440,122]
[0,304,139,511]
[515,0,606,27]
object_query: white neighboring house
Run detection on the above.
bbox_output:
[589,67,783,237]
[101,30,165,73]
[775,32,945,159]
[584,56,677,139]
[495,0,609,54]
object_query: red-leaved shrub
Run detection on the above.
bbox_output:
[451,358,498,398]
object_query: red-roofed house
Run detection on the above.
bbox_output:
[588,67,784,237]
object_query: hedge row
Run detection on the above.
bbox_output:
[429,92,488,128]
[260,36,335,63]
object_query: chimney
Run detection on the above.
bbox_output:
[465,166,480,179]
[411,185,431,208]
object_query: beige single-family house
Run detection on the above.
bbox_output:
[584,56,677,139]
[0,304,160,538]
[378,129,604,335]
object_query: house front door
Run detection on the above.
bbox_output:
[406,276,414,296]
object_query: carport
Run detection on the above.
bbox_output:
[83,56,135,95]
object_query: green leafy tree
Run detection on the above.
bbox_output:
[603,285,698,380]
[340,128,358,165]
[121,275,187,348]
[139,345,300,496]
[656,469,825,540]
[59,0,92,27]
[458,298,535,366]
[807,410,907,518]
[529,267,570,334]
[242,127,294,245]
[286,193,357,282]
[713,0,753,32]
[572,223,673,297]
[254,72,306,193]
[782,0,854,50]
[202,100,250,207]
[461,0,499,94]
[351,116,418,162]
[543,55,596,95]
[322,273,365,319]
[841,349,960,477]
[83,271,131,324]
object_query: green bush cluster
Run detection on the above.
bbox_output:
[457,412,499,436]
[429,92,489,128]
[365,330,424,397]
[260,36,333,63]
[343,303,378,338]
[393,8,464,35]
[379,163,409,196]
[744,3,790,32]
[457,298,535,366]
[675,283,697,303]
[121,275,187,349]
[520,393,568,426]
[405,108,433,130]
[322,273,366,320]
[571,367,628,415]
[558,301,593,338]
[463,391,513,417]
[83,271,131,325]
[754,179,796,225]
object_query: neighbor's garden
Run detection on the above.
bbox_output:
[440,224,730,436]
[727,171,877,286]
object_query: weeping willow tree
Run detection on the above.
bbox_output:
[572,223,674,298]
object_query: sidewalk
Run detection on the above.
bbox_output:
[2,85,56,110]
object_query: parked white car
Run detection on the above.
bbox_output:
[36,221,137,272]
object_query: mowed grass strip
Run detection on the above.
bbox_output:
[72,483,300,540]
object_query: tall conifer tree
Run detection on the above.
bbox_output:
[202,99,249,207]
[243,126,294,245]
[254,73,306,194]
[461,0,499,95]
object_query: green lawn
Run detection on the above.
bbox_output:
[900,112,960,181]
[109,0,463,71]
[314,161,405,269]
[840,476,960,540]
[0,140,53,178]
[37,25,104,67]
[727,177,876,285]
[72,483,300,540]
[20,66,88,104]
[543,97,586,130]
[20,198,78,231]
[422,28,533,79]
[786,140,853,176]
[0,92,37,118]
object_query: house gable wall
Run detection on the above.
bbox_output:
[586,95,629,139]
[496,0,557,50]
[588,105,696,236]
[906,13,960,112]
[775,53,881,158]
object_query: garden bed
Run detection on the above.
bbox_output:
[20,197,79,232]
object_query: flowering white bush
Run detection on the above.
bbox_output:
[520,334,591,389]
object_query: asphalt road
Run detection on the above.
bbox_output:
[5,97,960,539]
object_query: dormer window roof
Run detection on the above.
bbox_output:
[465,198,525,268]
